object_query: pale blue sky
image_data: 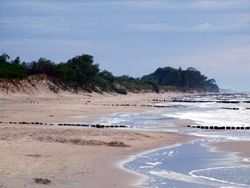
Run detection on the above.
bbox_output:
[0,0,250,91]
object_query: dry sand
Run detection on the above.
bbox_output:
[0,92,193,188]
[0,92,182,123]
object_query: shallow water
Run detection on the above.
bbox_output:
[125,140,250,187]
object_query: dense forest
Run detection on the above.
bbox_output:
[0,53,219,94]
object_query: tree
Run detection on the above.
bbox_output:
[0,54,26,79]
[12,57,21,65]
[56,54,100,88]
[142,66,219,92]
[0,53,10,64]
[0,53,219,93]
[27,58,56,77]
[99,70,114,83]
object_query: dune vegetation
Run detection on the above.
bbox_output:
[0,53,219,94]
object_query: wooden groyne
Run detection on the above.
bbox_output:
[170,99,250,104]
[141,104,171,108]
[95,103,137,107]
[0,121,128,129]
[187,125,250,130]
[57,123,127,128]
[220,107,240,110]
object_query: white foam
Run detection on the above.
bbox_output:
[168,150,174,157]
[161,151,168,155]
[242,158,250,163]
[150,170,223,186]
[139,166,154,169]
[145,162,162,166]
[189,131,250,141]
[189,166,250,187]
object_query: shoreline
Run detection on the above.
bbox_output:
[117,142,192,188]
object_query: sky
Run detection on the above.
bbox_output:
[0,0,250,91]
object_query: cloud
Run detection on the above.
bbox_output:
[192,22,249,32]
[126,21,250,33]
[112,0,250,11]
[0,38,108,63]
[0,17,68,34]
[0,0,72,12]
[191,0,249,10]
[0,22,13,25]
[1,0,249,13]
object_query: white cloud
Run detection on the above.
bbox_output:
[112,0,250,11]
[192,22,249,32]
[0,38,108,63]
[191,0,249,10]
[2,0,249,12]
[127,21,250,33]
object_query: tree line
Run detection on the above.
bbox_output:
[0,53,219,93]
[141,67,219,92]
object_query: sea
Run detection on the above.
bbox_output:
[95,93,250,188]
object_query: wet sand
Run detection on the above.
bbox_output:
[212,141,250,159]
[0,92,193,188]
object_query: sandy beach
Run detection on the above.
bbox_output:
[0,92,183,123]
[0,92,193,188]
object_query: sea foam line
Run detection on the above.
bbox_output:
[189,166,250,187]
[149,170,220,186]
